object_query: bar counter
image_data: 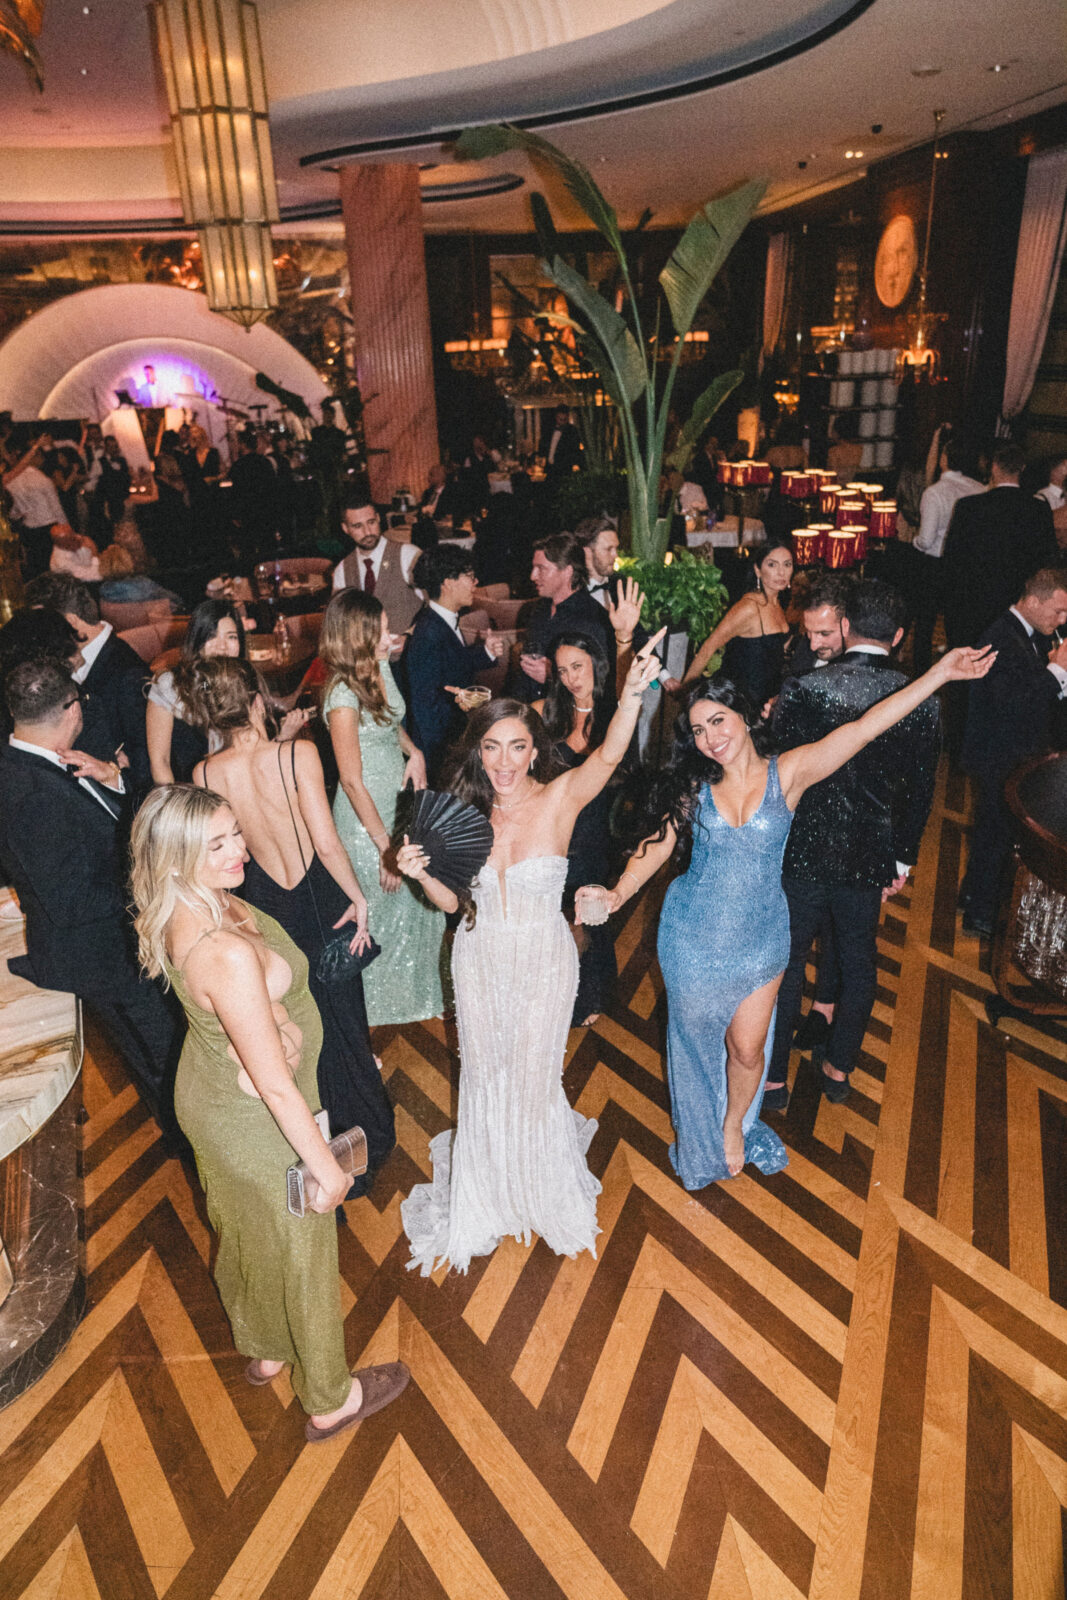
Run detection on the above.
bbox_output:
[0,887,85,1407]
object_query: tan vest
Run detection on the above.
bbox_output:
[340,540,421,633]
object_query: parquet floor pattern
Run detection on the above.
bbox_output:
[2,761,1066,1598]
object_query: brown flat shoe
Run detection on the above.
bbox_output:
[245,1359,284,1386]
[304,1361,411,1443]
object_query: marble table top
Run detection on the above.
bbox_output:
[0,888,82,1165]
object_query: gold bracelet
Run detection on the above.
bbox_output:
[616,634,633,645]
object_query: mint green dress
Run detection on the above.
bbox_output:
[168,904,351,1416]
[324,665,446,1025]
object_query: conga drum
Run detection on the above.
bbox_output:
[825,530,859,568]
[869,501,897,539]
[840,521,868,560]
[988,752,1067,1023]
[836,497,866,528]
[792,528,824,565]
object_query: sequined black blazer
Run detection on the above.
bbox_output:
[771,652,941,887]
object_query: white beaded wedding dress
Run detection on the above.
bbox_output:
[402,855,601,1275]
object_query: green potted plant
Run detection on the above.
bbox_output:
[455,124,764,564]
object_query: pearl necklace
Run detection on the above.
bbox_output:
[575,704,594,713]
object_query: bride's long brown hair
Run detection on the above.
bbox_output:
[319,589,394,726]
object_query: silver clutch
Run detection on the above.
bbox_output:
[286,1125,368,1217]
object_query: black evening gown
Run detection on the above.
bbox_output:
[720,630,788,709]
[240,852,396,1196]
[555,742,618,1025]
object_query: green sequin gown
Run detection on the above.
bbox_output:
[324,666,446,1025]
[168,903,351,1416]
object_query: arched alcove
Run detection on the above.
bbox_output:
[0,284,327,424]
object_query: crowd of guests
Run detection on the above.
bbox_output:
[1,401,1065,1440]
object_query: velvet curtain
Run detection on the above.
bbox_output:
[761,232,793,366]
[1002,146,1067,421]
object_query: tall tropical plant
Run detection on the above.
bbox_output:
[455,124,765,562]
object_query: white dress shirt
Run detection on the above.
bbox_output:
[1036,483,1065,511]
[8,735,125,815]
[71,622,113,684]
[914,470,985,558]
[332,536,420,592]
[7,465,64,528]
[1009,606,1067,698]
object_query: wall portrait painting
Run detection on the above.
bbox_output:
[874,214,918,308]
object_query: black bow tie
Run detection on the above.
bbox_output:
[589,581,610,593]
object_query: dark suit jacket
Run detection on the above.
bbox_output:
[0,744,138,996]
[961,609,1061,782]
[404,606,491,777]
[81,630,151,792]
[510,586,617,702]
[942,487,1057,646]
[771,651,940,886]
[545,422,583,476]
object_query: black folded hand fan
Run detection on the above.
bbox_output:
[404,789,494,893]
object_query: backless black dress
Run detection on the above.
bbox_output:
[238,851,396,1197]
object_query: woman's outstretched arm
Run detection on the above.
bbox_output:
[669,596,755,690]
[778,645,995,809]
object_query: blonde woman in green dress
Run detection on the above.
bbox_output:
[129,784,409,1442]
[321,589,446,1025]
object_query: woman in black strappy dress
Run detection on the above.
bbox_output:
[663,540,794,711]
[188,656,395,1194]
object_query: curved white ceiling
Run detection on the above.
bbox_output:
[0,283,327,419]
[0,0,1063,231]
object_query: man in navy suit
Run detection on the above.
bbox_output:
[0,658,181,1130]
[404,546,505,780]
[959,567,1067,935]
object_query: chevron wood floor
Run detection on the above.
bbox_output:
[2,758,1066,1599]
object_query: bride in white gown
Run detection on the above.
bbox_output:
[397,631,664,1275]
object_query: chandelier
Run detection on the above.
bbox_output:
[152,0,280,327]
[898,110,948,380]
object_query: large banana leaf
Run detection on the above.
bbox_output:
[659,179,766,336]
[546,255,647,406]
[665,369,744,472]
[529,190,560,266]
[456,124,625,261]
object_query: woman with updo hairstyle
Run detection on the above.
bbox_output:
[188,655,394,1193]
[599,643,995,1188]
[664,539,794,710]
[147,598,245,784]
[321,587,446,1027]
[129,783,410,1441]
[395,636,664,1276]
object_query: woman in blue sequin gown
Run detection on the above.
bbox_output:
[596,645,995,1187]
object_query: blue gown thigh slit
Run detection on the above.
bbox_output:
[656,757,791,1188]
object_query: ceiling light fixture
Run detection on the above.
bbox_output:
[911,65,942,78]
[151,0,280,328]
[899,109,948,382]
[987,61,1014,72]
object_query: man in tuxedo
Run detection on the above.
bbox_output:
[228,428,278,559]
[544,406,583,480]
[958,567,1067,936]
[786,573,851,680]
[419,463,458,523]
[512,532,616,701]
[405,546,505,780]
[25,572,151,793]
[762,580,940,1108]
[576,515,620,606]
[0,659,181,1130]
[943,441,1058,648]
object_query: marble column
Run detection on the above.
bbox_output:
[340,162,439,504]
